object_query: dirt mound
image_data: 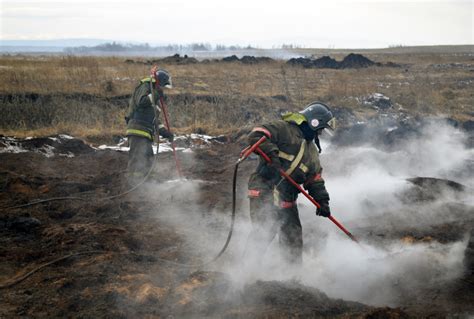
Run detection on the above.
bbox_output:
[313,56,340,68]
[339,53,376,68]
[407,177,466,193]
[221,55,274,64]
[165,271,410,318]
[237,280,370,317]
[241,55,274,64]
[287,53,398,69]
[288,56,340,68]
[403,176,470,205]
[125,54,199,65]
[158,54,199,65]
[222,54,240,62]
[287,57,318,68]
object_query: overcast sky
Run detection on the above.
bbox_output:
[1,0,472,48]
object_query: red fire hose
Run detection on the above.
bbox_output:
[150,66,183,178]
[158,95,183,178]
[239,136,358,243]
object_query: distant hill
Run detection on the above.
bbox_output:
[0,39,112,52]
[1,39,472,56]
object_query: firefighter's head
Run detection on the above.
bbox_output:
[299,101,335,153]
[299,102,335,132]
[155,69,172,89]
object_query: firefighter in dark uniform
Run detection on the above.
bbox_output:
[246,102,336,264]
[125,68,174,185]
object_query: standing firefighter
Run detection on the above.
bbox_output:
[246,102,335,265]
[125,67,174,185]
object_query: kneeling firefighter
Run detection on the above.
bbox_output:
[125,67,174,185]
[246,102,335,265]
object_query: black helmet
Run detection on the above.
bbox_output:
[299,101,335,131]
[154,69,172,88]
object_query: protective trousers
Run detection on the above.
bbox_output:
[246,174,303,265]
[127,135,154,186]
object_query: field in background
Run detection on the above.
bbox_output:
[0,46,472,141]
[1,47,474,318]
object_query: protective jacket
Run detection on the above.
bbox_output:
[248,115,330,207]
[126,77,166,140]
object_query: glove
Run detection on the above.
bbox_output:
[316,201,331,218]
[258,155,282,183]
[159,127,174,142]
[157,88,165,99]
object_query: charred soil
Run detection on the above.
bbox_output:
[0,137,473,318]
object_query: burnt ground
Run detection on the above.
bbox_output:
[0,137,473,318]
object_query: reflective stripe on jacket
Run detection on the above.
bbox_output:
[126,128,152,140]
[126,80,163,140]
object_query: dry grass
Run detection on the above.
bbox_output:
[0,51,472,141]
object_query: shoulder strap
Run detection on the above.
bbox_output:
[273,139,306,206]
[285,140,306,176]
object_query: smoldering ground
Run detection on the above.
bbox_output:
[139,120,472,310]
[293,121,472,306]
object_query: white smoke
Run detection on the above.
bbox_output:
[144,121,472,307]
[300,234,466,306]
[224,121,472,306]
[323,122,473,221]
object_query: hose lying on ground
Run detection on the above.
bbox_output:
[1,149,160,210]
[1,157,241,274]
[0,251,103,289]
[158,160,239,268]
[2,197,87,209]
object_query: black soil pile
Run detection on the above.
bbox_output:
[222,55,240,62]
[287,53,400,69]
[126,54,276,65]
[287,57,316,68]
[339,53,376,68]
[313,56,340,68]
[159,54,199,65]
[125,54,199,65]
[221,55,274,64]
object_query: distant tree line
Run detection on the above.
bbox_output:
[64,42,258,53]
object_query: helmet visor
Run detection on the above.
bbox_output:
[327,117,336,130]
[164,77,172,89]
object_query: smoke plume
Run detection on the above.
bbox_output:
[147,121,472,306]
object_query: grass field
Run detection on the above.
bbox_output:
[0,47,472,140]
